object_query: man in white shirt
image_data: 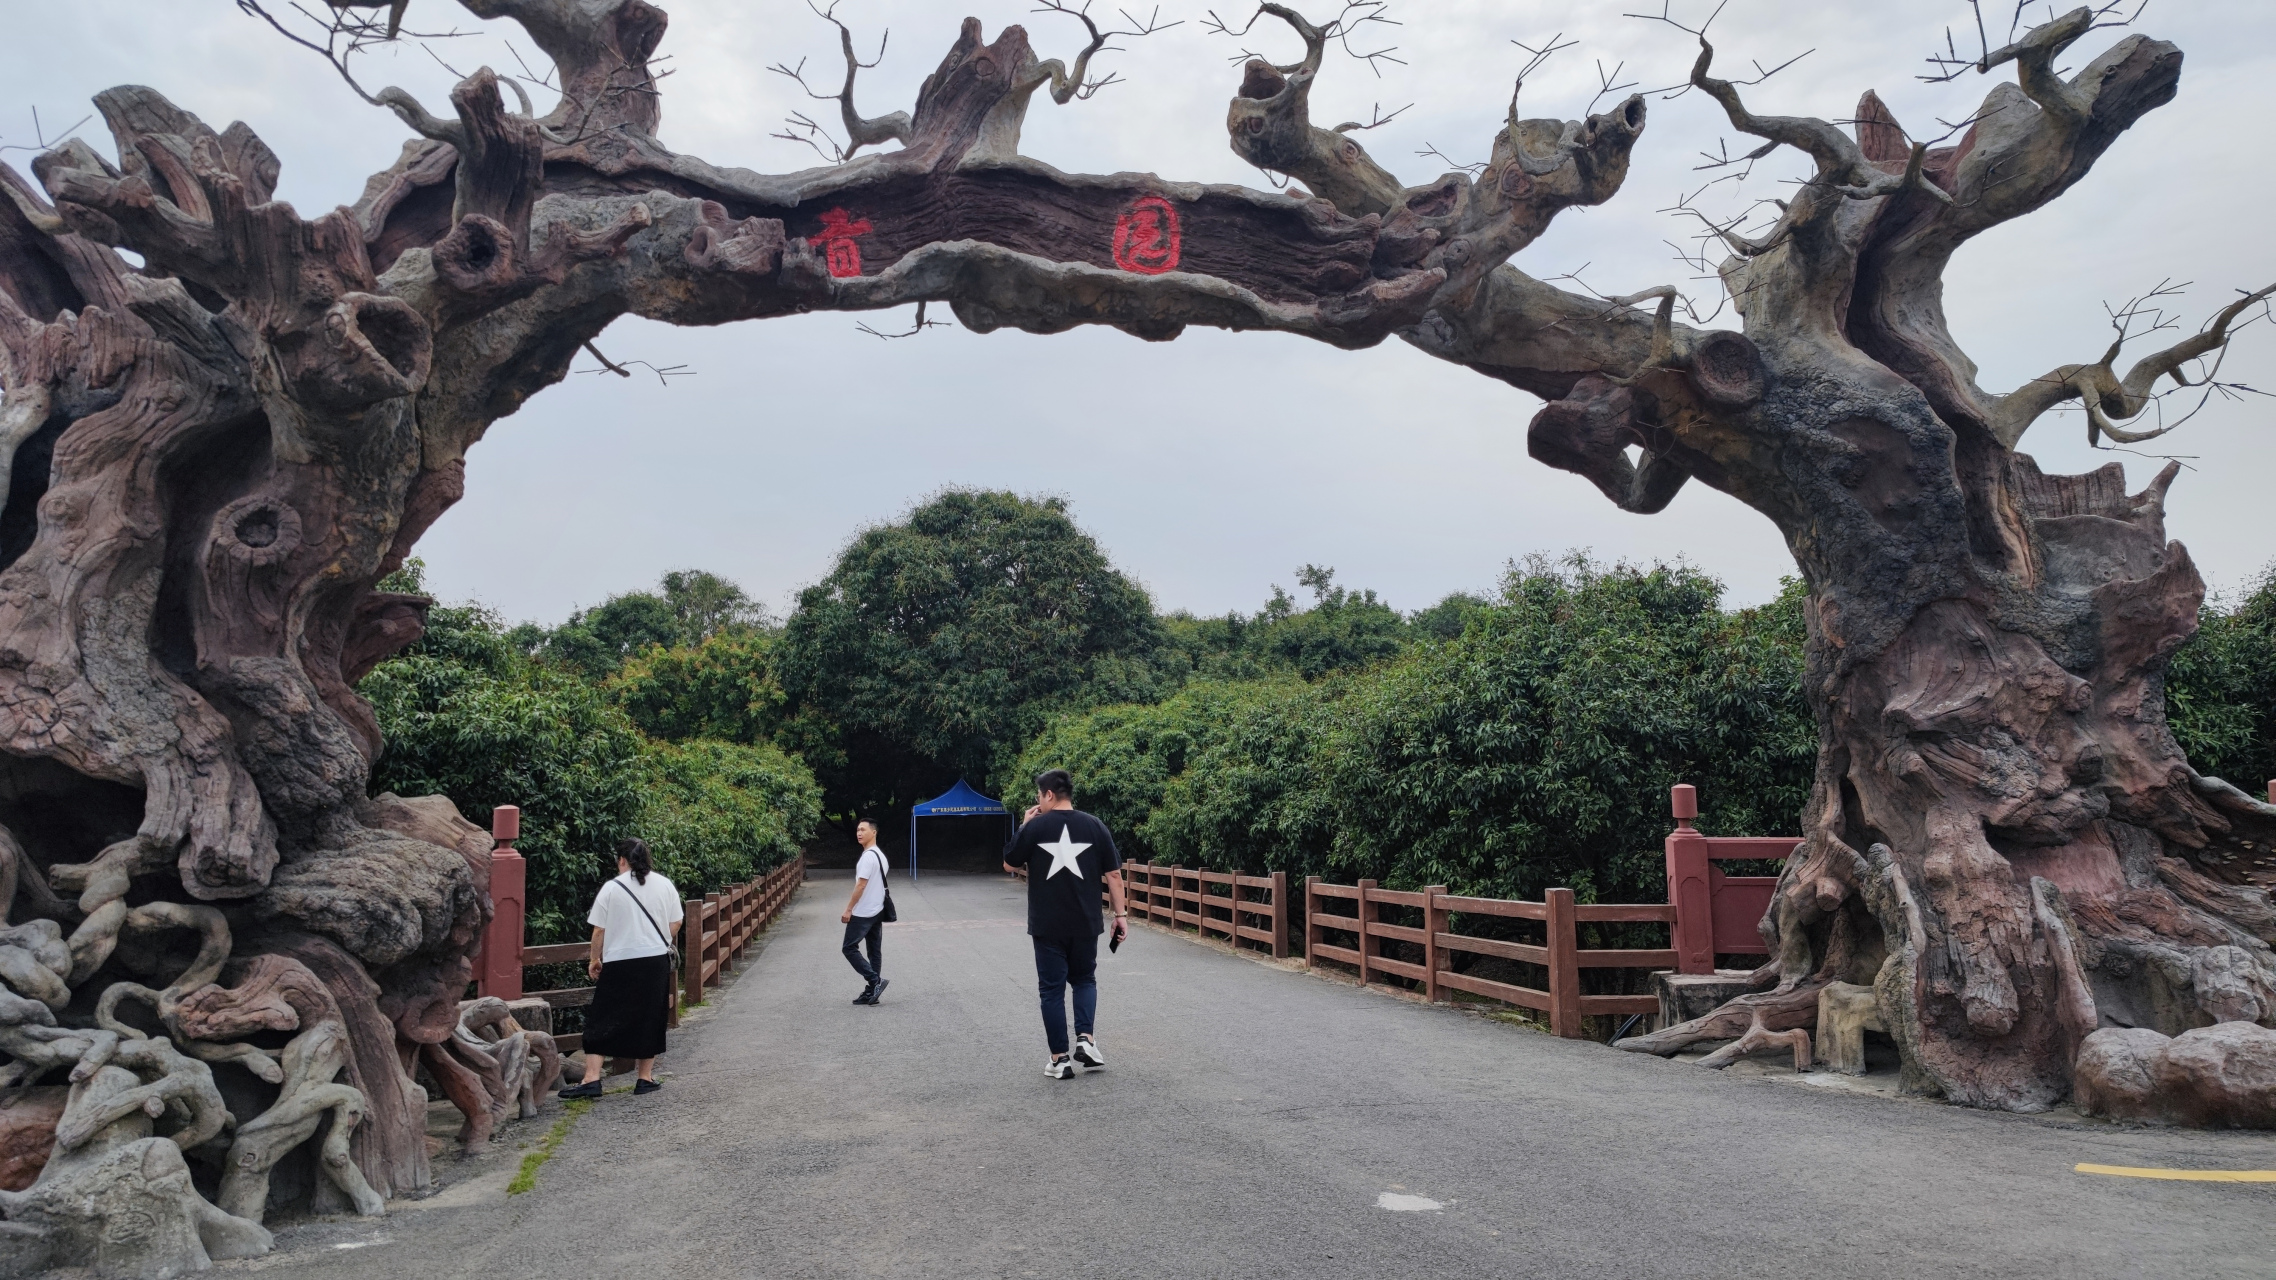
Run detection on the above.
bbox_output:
[839,819,891,1005]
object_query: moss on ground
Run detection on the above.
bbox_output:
[507,1097,592,1195]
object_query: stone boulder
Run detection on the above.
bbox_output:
[2074,1023,2276,1127]
[0,1088,65,1191]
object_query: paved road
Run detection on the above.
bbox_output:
[244,871,2276,1279]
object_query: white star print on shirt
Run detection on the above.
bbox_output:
[1038,825,1092,881]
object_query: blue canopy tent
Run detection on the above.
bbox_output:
[907,779,1012,880]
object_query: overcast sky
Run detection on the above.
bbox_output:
[9,1,2272,623]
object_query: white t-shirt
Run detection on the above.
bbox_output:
[850,847,888,918]
[588,871,684,963]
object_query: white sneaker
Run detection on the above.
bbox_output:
[1071,1037,1106,1069]
[1044,1056,1076,1080]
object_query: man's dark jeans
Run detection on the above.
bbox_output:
[1032,933,1098,1056]
[842,913,883,987]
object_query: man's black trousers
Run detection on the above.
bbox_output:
[842,913,883,986]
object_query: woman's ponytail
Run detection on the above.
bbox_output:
[617,837,653,885]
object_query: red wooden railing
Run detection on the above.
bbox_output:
[677,858,807,1005]
[1302,879,1670,1038]
[1298,784,1796,1037]
[1663,783,1790,973]
[1120,864,1289,959]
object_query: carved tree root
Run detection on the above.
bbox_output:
[456,996,561,1121]
[420,1038,502,1149]
[218,1020,384,1223]
[1815,982,1887,1076]
[422,996,562,1145]
[1617,974,1831,1071]
[0,1049,267,1277]
[0,1130,270,1278]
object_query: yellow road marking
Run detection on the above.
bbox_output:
[2075,1163,2276,1182]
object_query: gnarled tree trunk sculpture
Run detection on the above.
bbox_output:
[0,0,2272,1264]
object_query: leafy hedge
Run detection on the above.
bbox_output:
[361,580,819,944]
[2168,566,2276,797]
[1021,554,2276,907]
[1020,558,1815,904]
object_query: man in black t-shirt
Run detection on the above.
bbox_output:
[1002,768,1128,1078]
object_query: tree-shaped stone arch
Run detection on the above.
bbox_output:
[0,1,2270,1270]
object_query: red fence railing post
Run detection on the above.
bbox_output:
[1665,783,1714,975]
[1356,879,1377,988]
[1423,885,1446,1004]
[1270,871,1289,960]
[683,897,704,1005]
[478,805,525,1000]
[1303,876,1320,970]
[1546,886,1582,1038]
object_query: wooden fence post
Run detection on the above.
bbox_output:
[1423,885,1446,1004]
[477,805,526,1000]
[1303,876,1320,970]
[705,893,721,986]
[1356,879,1376,988]
[1546,887,1581,1038]
[683,897,704,1005]
[1270,871,1289,959]
[1665,783,1715,975]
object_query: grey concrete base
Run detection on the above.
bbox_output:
[1655,968,1763,1026]
[504,996,552,1037]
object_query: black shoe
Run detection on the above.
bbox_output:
[558,1080,602,1099]
[868,977,889,1004]
[634,1079,661,1096]
[853,985,876,1005]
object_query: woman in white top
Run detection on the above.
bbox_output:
[559,838,682,1098]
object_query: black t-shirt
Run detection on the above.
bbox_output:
[1003,808,1122,939]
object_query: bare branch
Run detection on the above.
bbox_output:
[1026,3,1183,104]
[1205,3,1404,76]
[1922,0,2146,84]
[855,301,949,340]
[1414,141,1486,176]
[767,1,911,162]
[1993,282,2276,447]
[575,341,692,385]
[0,107,95,157]
[1333,101,1409,134]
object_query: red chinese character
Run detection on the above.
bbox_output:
[808,207,874,278]
[1112,196,1181,275]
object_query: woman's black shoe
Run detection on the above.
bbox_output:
[852,985,876,1005]
[634,1079,662,1095]
[868,977,889,1004]
[557,1080,602,1099]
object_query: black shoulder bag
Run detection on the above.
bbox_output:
[612,878,683,1026]
[872,852,898,924]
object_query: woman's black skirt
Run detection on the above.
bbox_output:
[582,953,672,1059]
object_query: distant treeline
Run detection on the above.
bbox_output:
[363,564,818,943]
[361,489,2276,929]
